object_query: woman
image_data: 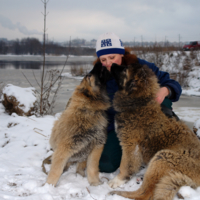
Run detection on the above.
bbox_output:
[93,32,182,173]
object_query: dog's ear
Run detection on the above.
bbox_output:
[91,62,102,75]
[93,62,111,84]
[130,64,148,83]
[100,66,111,83]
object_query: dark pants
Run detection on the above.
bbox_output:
[99,130,122,172]
[99,97,172,173]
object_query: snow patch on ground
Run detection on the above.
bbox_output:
[2,84,36,113]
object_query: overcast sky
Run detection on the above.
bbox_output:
[0,0,200,43]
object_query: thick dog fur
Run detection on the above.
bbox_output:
[108,63,200,200]
[45,63,110,186]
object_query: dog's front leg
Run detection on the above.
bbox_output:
[108,144,142,188]
[86,145,104,186]
[46,147,72,186]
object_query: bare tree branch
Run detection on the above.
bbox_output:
[32,69,41,88]
[43,38,71,94]
[21,0,71,116]
[21,71,40,94]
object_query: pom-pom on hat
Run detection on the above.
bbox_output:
[96,32,125,57]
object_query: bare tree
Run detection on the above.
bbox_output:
[22,0,70,116]
[40,0,48,115]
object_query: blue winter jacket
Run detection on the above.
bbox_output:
[106,58,182,132]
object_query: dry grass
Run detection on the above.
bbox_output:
[70,64,91,76]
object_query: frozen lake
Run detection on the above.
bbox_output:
[0,54,95,69]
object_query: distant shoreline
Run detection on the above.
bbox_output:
[0,54,96,63]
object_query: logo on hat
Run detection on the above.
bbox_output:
[101,39,112,47]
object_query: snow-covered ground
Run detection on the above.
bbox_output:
[1,53,200,200]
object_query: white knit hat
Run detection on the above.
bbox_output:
[96,32,125,57]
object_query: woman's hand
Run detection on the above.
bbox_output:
[155,87,169,104]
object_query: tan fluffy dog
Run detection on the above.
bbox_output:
[108,63,200,200]
[45,63,110,186]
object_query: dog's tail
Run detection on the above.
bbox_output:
[154,171,197,200]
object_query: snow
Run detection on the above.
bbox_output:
[173,107,200,123]
[2,84,36,113]
[1,53,200,199]
[179,66,200,96]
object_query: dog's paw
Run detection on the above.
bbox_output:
[108,176,126,188]
[89,180,103,186]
